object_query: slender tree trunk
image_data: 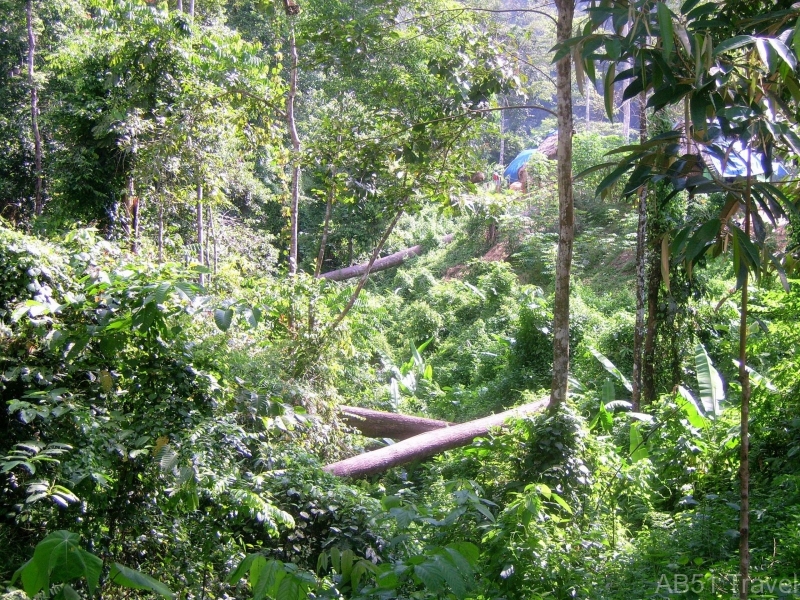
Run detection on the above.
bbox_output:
[631,93,647,410]
[210,206,218,275]
[196,182,205,286]
[188,0,195,17]
[642,238,660,404]
[27,0,43,217]
[287,26,301,275]
[499,99,505,167]
[585,79,591,127]
[204,204,211,270]
[315,161,337,277]
[157,196,164,264]
[549,0,575,408]
[324,209,404,337]
[177,0,183,11]
[738,153,752,600]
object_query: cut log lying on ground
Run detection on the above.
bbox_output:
[321,234,454,282]
[340,406,452,440]
[325,399,548,478]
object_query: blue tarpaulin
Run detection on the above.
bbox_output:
[704,140,789,180]
[504,149,537,183]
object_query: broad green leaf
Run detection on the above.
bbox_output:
[226,553,259,585]
[714,35,755,56]
[694,344,723,417]
[446,542,479,567]
[767,38,796,69]
[684,218,721,265]
[214,307,234,331]
[551,491,573,514]
[756,38,777,72]
[604,63,616,121]
[657,3,674,58]
[109,563,175,598]
[414,562,445,594]
[630,422,649,462]
[57,584,81,600]
[153,281,172,304]
[254,561,286,600]
[793,18,800,60]
[536,483,552,498]
[276,574,304,600]
[676,386,708,429]
[589,347,633,392]
[647,83,693,111]
[596,162,634,198]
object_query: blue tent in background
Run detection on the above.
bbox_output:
[504,149,537,183]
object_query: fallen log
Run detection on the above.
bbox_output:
[340,406,452,440]
[321,234,455,282]
[325,399,548,478]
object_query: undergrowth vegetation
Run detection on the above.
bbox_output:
[3,151,800,599]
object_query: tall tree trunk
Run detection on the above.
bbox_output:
[188,0,195,17]
[549,0,575,408]
[196,182,205,286]
[287,26,301,276]
[210,205,218,275]
[27,0,42,217]
[585,78,591,127]
[499,98,505,167]
[126,177,141,254]
[642,237,660,404]
[738,153,752,600]
[177,0,183,11]
[631,92,647,410]
[157,195,164,264]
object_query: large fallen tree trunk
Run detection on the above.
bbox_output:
[321,234,454,282]
[325,399,548,478]
[339,406,452,440]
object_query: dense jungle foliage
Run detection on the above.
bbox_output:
[3,0,800,599]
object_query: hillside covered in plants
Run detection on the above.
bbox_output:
[2,0,800,599]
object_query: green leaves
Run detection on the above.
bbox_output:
[109,563,175,599]
[656,3,675,58]
[694,344,724,418]
[12,531,175,599]
[12,531,101,599]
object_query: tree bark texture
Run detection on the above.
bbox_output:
[325,399,548,477]
[738,154,752,600]
[631,92,647,410]
[321,234,454,282]
[287,27,301,276]
[196,182,205,286]
[549,0,575,408]
[27,0,43,217]
[642,237,660,404]
[339,406,452,440]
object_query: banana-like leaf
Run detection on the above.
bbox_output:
[694,344,723,417]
